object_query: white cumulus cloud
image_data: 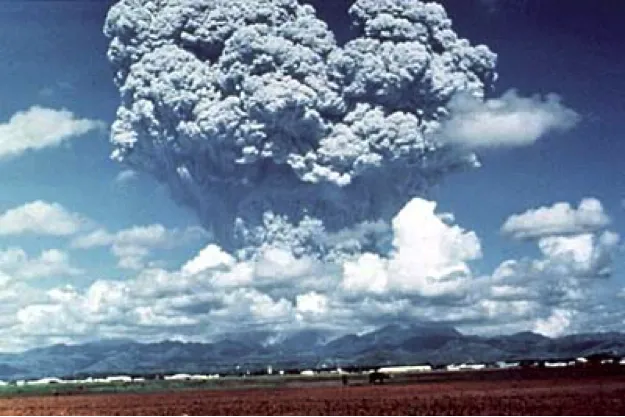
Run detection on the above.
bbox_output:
[0,197,620,351]
[181,244,235,275]
[0,106,104,159]
[501,198,610,240]
[342,198,482,297]
[536,231,620,278]
[0,201,88,236]
[533,309,574,337]
[441,89,579,149]
[0,248,82,279]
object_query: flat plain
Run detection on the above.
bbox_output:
[1,367,624,415]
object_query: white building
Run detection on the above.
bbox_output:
[300,370,315,376]
[377,365,432,374]
[164,374,192,381]
[26,377,63,385]
[496,361,520,369]
[105,375,132,383]
[545,361,568,368]
[448,363,486,371]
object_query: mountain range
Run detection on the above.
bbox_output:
[2,324,625,380]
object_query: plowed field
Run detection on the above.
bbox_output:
[1,373,625,415]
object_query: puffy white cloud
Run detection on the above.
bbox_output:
[0,106,104,160]
[0,247,82,279]
[0,201,88,236]
[343,253,389,294]
[0,197,620,351]
[17,302,91,337]
[296,292,329,316]
[533,309,574,337]
[253,247,319,282]
[72,224,206,270]
[536,231,620,278]
[480,224,620,335]
[501,198,610,240]
[134,305,198,327]
[342,198,481,297]
[476,299,535,321]
[181,244,235,275]
[441,90,579,149]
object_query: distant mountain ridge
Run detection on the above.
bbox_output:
[1,325,625,380]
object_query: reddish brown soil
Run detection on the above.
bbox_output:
[1,374,625,415]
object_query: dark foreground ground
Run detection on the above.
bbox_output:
[1,367,625,415]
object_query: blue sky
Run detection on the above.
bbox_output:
[0,0,622,351]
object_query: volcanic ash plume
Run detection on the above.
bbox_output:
[104,0,496,254]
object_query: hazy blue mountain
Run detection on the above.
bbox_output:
[1,325,625,380]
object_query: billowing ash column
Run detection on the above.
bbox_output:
[104,0,496,255]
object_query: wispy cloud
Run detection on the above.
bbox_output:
[72,224,207,270]
[115,169,137,185]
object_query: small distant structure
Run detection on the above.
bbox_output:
[267,365,273,375]
[164,374,192,381]
[377,365,432,374]
[463,363,486,370]
[447,363,486,371]
[278,370,285,375]
[300,370,315,376]
[105,375,132,383]
[496,361,519,369]
[585,353,619,367]
[26,377,62,385]
[193,374,219,380]
[545,361,569,368]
